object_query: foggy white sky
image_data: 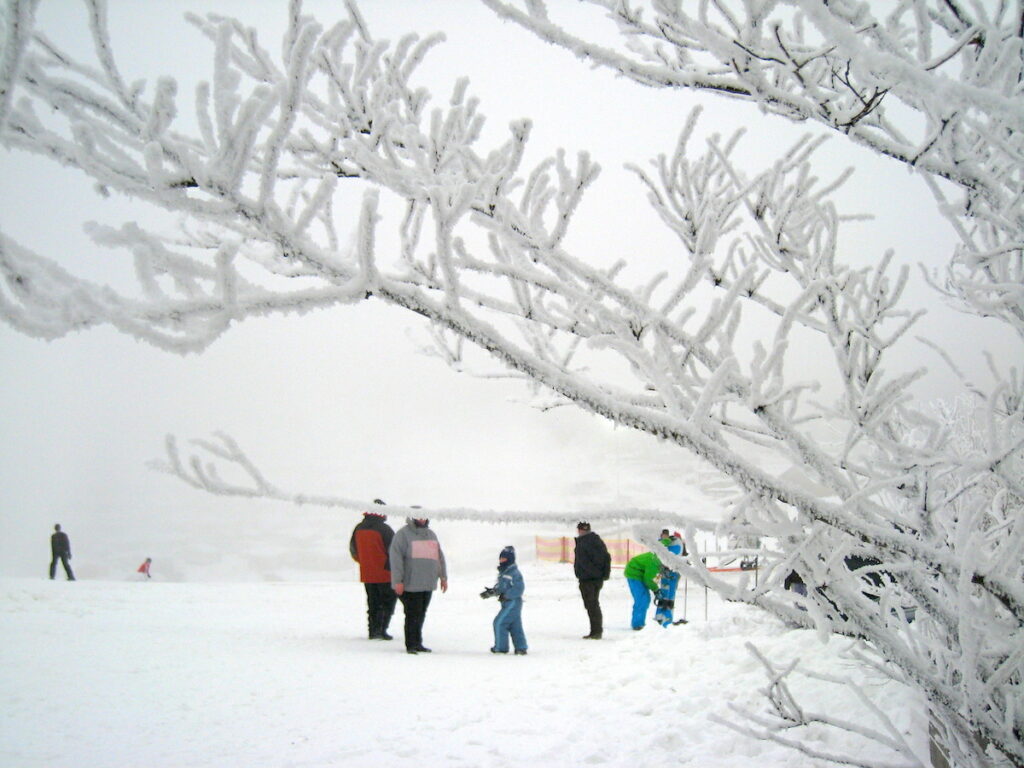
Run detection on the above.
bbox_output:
[0,0,1014,577]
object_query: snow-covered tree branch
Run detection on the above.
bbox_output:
[2,1,1021,766]
[712,642,924,768]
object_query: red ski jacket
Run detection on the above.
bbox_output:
[349,513,394,583]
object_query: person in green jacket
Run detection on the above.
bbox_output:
[624,536,672,630]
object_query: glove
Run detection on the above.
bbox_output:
[479,586,498,599]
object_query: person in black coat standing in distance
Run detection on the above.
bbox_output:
[574,521,610,639]
[49,524,75,581]
[349,499,397,640]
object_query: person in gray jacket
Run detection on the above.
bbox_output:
[389,516,448,654]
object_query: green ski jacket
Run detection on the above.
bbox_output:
[623,551,662,591]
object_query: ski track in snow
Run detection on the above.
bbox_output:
[0,563,926,767]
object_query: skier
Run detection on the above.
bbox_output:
[482,545,528,655]
[389,515,448,654]
[49,524,75,581]
[574,521,611,639]
[137,557,152,579]
[349,499,397,640]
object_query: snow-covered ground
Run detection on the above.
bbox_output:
[1,528,928,768]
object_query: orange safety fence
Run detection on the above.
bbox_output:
[534,536,574,564]
[535,536,646,567]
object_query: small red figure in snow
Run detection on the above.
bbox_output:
[138,557,152,579]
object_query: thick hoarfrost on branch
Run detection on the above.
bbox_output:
[2,2,1023,767]
[151,431,723,534]
[0,1,40,133]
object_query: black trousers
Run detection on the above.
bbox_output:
[398,590,432,649]
[578,579,604,635]
[49,554,74,580]
[364,582,397,637]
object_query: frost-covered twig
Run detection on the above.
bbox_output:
[710,642,927,768]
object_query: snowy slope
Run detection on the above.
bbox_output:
[1,552,928,767]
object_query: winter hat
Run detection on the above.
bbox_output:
[499,545,516,565]
[576,521,591,532]
[408,505,429,527]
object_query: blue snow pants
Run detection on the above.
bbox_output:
[493,597,527,653]
[627,577,652,629]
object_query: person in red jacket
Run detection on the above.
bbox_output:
[137,557,152,579]
[349,499,397,640]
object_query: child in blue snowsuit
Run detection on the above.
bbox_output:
[490,546,528,655]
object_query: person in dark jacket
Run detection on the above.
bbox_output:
[389,515,448,654]
[574,521,610,639]
[49,524,75,581]
[349,499,397,640]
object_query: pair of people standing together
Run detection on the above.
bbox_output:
[478,521,608,649]
[349,500,447,655]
